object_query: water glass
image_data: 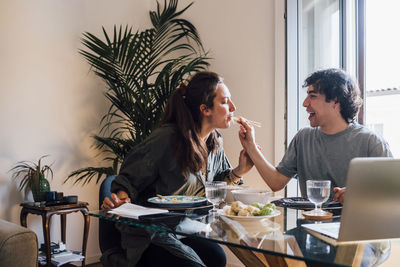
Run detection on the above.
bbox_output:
[305,180,331,216]
[205,181,227,213]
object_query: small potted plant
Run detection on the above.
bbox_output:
[10,155,53,202]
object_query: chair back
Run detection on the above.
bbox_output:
[98,175,121,253]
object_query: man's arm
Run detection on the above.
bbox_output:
[238,118,291,191]
[245,143,291,191]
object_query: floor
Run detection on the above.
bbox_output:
[63,245,244,267]
[65,260,242,267]
[63,263,102,267]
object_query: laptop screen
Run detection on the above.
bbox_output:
[338,157,400,242]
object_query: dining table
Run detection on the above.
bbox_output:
[87,202,399,267]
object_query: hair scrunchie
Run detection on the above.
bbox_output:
[179,82,187,98]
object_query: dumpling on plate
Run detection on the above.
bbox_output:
[231,201,247,213]
[227,208,236,216]
[237,209,251,216]
[246,205,260,215]
[222,206,236,216]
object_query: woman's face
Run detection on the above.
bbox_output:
[206,83,236,129]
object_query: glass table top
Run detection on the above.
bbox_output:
[87,206,396,267]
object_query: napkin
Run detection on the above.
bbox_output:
[108,203,168,219]
[175,218,211,234]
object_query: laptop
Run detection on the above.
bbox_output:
[302,157,400,245]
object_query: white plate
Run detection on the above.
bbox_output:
[219,209,281,221]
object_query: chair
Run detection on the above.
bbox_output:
[0,219,38,267]
[98,175,121,253]
[98,176,142,267]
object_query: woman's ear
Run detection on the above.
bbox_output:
[200,104,211,116]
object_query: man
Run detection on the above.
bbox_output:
[238,68,392,203]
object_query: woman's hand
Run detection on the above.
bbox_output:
[101,192,131,210]
[236,149,254,176]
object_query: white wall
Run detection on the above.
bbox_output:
[182,0,284,190]
[0,0,284,264]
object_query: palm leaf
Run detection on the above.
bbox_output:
[65,167,116,185]
[67,0,210,185]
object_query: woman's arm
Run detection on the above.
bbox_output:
[229,149,253,184]
[211,134,253,185]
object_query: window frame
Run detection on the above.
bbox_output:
[285,0,365,197]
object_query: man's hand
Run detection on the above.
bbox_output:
[101,192,131,210]
[238,118,257,150]
[333,187,346,204]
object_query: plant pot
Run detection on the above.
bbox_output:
[31,174,50,202]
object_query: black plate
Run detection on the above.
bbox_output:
[138,212,186,227]
[272,197,342,210]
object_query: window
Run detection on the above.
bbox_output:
[286,0,400,197]
[298,0,342,129]
[286,0,358,196]
[364,0,400,157]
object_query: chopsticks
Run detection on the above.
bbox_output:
[156,194,171,201]
[232,116,262,128]
[156,194,178,202]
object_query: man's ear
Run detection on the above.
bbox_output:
[200,104,210,116]
[333,98,340,110]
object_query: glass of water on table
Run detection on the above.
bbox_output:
[304,180,331,216]
[205,181,227,215]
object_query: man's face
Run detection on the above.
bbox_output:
[302,85,338,128]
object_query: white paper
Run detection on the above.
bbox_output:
[301,222,340,239]
[38,251,84,267]
[108,203,168,219]
[51,253,84,266]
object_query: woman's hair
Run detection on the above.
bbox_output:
[303,68,363,123]
[161,71,223,176]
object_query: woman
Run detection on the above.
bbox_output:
[101,71,253,267]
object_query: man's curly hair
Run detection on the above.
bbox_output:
[303,68,363,123]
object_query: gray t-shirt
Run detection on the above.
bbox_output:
[276,123,392,196]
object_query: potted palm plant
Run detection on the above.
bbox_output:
[11,155,53,202]
[65,0,210,185]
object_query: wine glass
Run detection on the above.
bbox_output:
[205,181,227,214]
[304,180,331,216]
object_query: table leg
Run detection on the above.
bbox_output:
[42,213,52,267]
[60,214,66,244]
[20,208,28,227]
[262,254,289,267]
[81,209,90,267]
[228,245,306,267]
[227,245,267,267]
[334,243,366,267]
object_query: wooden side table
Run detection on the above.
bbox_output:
[20,201,90,267]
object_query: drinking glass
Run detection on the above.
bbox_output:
[205,181,227,214]
[305,180,331,216]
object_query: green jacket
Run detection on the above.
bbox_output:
[109,123,232,266]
